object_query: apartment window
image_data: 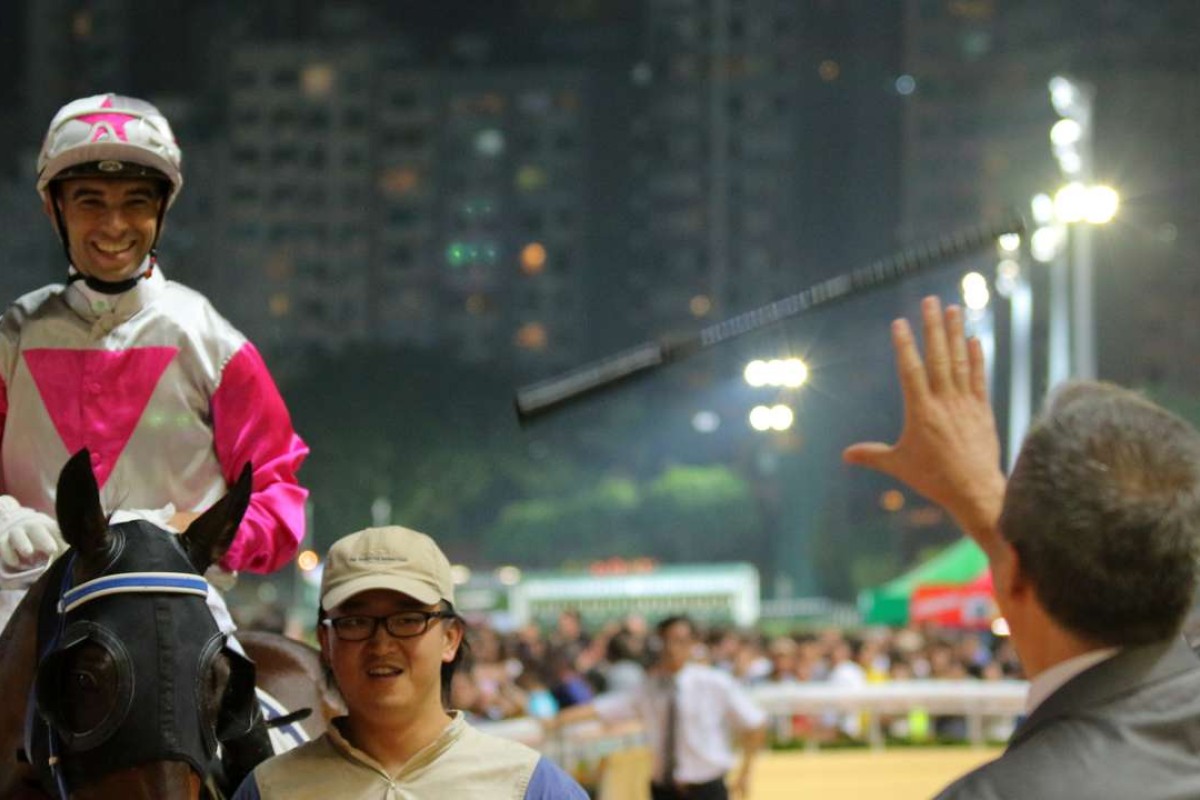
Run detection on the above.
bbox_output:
[232,147,261,165]
[271,68,296,89]
[270,107,298,127]
[390,89,420,109]
[305,108,331,129]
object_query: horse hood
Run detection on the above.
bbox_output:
[29,522,254,792]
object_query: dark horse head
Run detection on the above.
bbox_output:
[26,450,261,799]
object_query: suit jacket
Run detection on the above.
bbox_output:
[936,637,1200,799]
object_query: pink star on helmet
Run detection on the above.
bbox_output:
[77,96,137,143]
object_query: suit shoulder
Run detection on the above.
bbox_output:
[933,758,1007,800]
[955,712,1200,800]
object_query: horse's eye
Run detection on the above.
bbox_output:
[69,670,100,692]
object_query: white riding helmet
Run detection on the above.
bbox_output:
[36,93,183,207]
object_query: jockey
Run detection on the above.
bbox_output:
[0,93,309,631]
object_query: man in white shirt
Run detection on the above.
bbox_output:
[552,615,766,799]
[822,638,867,739]
[844,296,1200,799]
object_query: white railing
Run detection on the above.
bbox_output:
[479,679,1028,755]
[748,679,1028,749]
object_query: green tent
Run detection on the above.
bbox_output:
[857,539,989,626]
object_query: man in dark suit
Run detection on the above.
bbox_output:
[845,296,1200,799]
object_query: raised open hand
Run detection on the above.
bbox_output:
[842,297,1007,555]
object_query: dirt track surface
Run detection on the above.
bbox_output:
[750,748,1004,799]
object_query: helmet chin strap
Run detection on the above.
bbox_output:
[66,255,156,295]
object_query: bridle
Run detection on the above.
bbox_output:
[26,523,258,799]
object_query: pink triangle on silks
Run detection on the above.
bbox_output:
[23,347,179,488]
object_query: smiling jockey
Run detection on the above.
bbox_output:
[0,93,309,630]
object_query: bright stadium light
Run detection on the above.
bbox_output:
[994,259,1021,299]
[780,358,809,388]
[1031,226,1062,263]
[749,405,773,431]
[1084,185,1120,224]
[1057,151,1083,175]
[745,357,808,388]
[1049,76,1081,119]
[1054,182,1090,223]
[744,360,769,387]
[997,233,1021,253]
[1050,118,1082,147]
[961,272,990,311]
[691,410,721,433]
[1030,193,1056,225]
[768,404,794,431]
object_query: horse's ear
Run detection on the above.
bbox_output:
[55,449,110,558]
[180,463,252,573]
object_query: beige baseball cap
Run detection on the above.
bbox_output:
[320,526,455,611]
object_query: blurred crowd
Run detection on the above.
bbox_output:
[449,610,1023,746]
[235,599,1028,745]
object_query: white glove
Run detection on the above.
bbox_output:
[0,495,66,575]
[110,503,179,532]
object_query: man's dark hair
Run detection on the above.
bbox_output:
[1000,381,1200,646]
[606,630,640,664]
[656,614,698,640]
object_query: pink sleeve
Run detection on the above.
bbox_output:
[210,342,309,573]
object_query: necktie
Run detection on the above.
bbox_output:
[661,676,678,786]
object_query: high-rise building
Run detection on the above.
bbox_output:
[23,0,135,146]
[221,41,591,369]
[431,70,590,367]
[620,0,902,339]
[222,43,378,348]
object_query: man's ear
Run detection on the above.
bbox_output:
[317,621,331,658]
[42,193,56,221]
[993,539,1031,604]
[442,618,465,664]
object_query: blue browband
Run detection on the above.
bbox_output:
[58,572,209,614]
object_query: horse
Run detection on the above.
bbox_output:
[0,451,333,800]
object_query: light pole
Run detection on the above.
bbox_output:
[1050,76,1095,379]
[1044,75,1120,384]
[1030,194,1072,389]
[1048,76,1119,381]
[1050,76,1098,380]
[743,357,810,598]
[994,234,1032,471]
[960,270,994,391]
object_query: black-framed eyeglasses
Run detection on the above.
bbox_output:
[322,610,453,642]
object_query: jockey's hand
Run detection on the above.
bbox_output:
[0,495,65,572]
